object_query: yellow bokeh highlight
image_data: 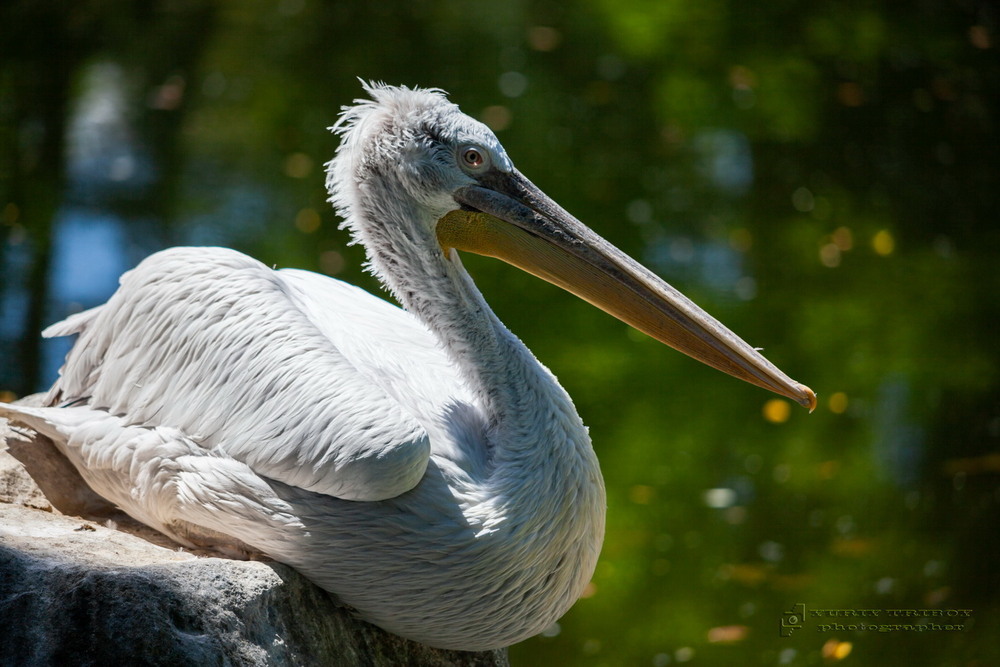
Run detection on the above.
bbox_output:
[481,105,512,132]
[284,152,314,179]
[818,460,840,479]
[762,399,791,423]
[832,226,853,251]
[527,26,562,52]
[828,392,849,414]
[822,638,853,660]
[295,208,321,234]
[628,484,655,505]
[319,250,345,275]
[872,229,895,255]
[706,624,749,643]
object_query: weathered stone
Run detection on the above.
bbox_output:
[0,399,509,666]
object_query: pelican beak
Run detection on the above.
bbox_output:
[439,169,816,411]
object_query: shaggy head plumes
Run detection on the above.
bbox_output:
[327,82,511,250]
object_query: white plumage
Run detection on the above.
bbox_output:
[0,83,813,650]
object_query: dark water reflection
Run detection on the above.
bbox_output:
[1,1,997,665]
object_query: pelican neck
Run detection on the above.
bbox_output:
[362,215,576,458]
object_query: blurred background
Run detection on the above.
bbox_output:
[1,1,997,665]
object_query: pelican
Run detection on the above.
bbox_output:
[0,83,814,651]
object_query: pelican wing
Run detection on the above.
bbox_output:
[43,247,463,501]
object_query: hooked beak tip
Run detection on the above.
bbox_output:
[797,385,818,413]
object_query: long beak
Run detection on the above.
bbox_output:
[438,169,816,410]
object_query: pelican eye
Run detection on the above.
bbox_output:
[459,145,489,172]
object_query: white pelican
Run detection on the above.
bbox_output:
[0,83,814,651]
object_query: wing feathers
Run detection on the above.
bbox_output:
[41,247,462,501]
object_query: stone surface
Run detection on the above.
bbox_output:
[0,398,509,666]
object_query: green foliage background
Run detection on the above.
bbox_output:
[1,1,997,665]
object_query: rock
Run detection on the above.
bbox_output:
[0,398,509,666]
[1,393,116,518]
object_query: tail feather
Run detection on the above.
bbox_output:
[42,305,103,338]
[39,306,105,405]
[0,403,95,445]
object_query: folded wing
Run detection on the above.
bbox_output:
[43,247,466,501]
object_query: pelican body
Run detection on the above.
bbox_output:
[0,84,814,650]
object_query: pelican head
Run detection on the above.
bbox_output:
[329,82,815,409]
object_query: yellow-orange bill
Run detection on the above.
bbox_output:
[440,172,816,411]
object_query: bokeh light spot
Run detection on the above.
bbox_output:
[294,207,321,233]
[872,229,895,255]
[837,82,865,107]
[527,26,561,52]
[498,71,528,98]
[284,152,313,178]
[969,25,992,49]
[2,202,20,225]
[481,105,512,131]
[822,638,853,660]
[703,487,737,508]
[792,186,815,212]
[729,227,753,252]
[832,226,853,250]
[828,392,849,414]
[820,243,841,267]
[319,250,345,275]
[707,624,749,643]
[629,484,655,504]
[763,398,791,423]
